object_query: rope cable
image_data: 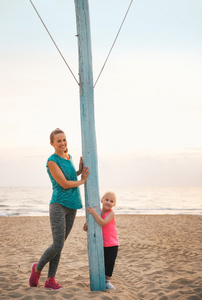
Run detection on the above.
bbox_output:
[29,0,79,85]
[94,0,133,88]
[29,0,133,88]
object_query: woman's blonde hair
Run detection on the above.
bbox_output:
[101,191,117,206]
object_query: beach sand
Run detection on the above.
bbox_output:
[0,215,201,300]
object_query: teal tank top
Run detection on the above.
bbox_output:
[46,153,83,209]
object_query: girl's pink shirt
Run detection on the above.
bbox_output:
[101,210,119,247]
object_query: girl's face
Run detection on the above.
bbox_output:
[101,194,116,211]
[51,133,67,153]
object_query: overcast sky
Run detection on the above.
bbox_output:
[0,0,201,187]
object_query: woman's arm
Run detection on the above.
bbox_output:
[76,157,83,176]
[48,161,90,189]
[87,206,115,226]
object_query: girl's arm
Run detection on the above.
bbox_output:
[87,206,115,226]
[48,161,90,189]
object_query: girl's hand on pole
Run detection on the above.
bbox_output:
[83,223,88,231]
[87,206,97,215]
[81,167,90,183]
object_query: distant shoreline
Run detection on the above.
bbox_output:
[1,186,201,217]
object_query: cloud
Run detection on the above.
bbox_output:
[98,150,202,187]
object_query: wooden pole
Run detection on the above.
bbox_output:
[74,0,106,291]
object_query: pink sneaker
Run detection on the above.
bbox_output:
[44,275,63,290]
[29,263,41,287]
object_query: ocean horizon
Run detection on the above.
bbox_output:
[0,186,201,217]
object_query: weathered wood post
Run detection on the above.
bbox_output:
[74,0,106,291]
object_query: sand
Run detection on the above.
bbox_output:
[0,215,201,300]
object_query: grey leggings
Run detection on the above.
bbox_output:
[37,203,76,278]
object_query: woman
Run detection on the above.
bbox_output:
[29,128,90,290]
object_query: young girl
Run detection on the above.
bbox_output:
[84,192,119,289]
[29,128,90,290]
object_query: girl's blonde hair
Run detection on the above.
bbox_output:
[101,191,117,206]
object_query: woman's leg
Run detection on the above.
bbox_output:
[47,206,77,277]
[37,203,66,275]
[65,208,77,240]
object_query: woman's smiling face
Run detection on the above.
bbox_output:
[51,133,68,153]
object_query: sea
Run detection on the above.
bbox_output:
[0,186,201,217]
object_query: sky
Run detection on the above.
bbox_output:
[0,0,201,187]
